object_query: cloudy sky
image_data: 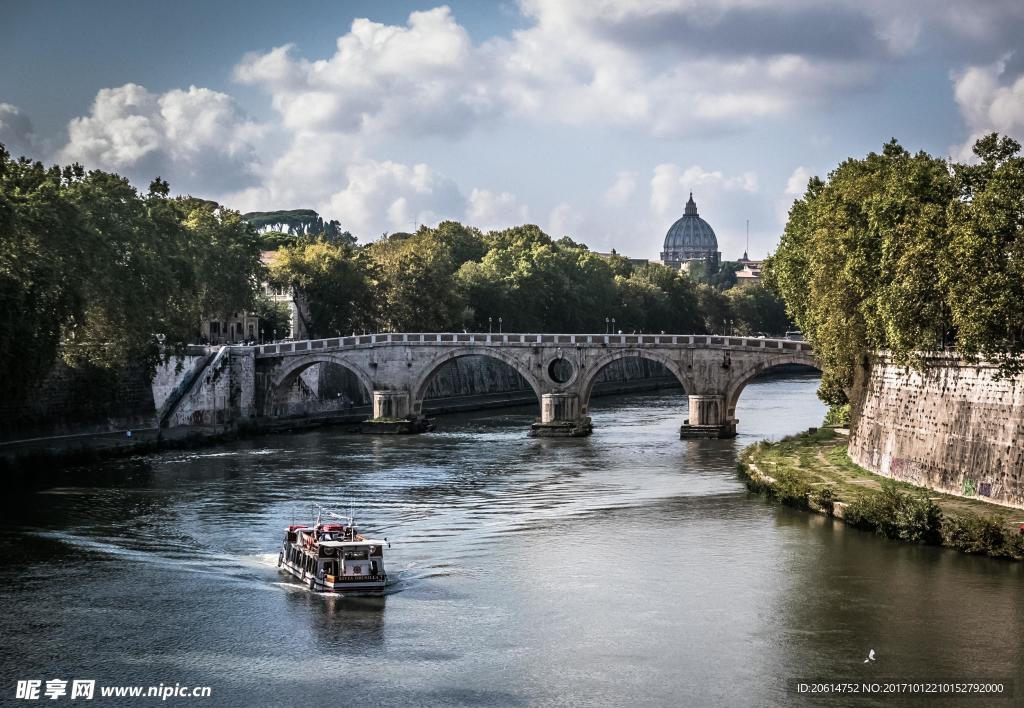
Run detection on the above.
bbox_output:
[3,0,1023,260]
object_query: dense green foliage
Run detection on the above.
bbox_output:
[0,147,262,401]
[765,134,1024,403]
[268,239,377,338]
[242,209,354,247]
[844,482,944,544]
[942,514,1024,559]
[271,221,787,339]
[822,403,851,427]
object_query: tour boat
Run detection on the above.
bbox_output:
[278,509,389,594]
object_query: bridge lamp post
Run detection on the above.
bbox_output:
[273,329,277,343]
[499,317,502,334]
[488,317,492,334]
[605,317,609,334]
[260,329,264,345]
[612,317,616,334]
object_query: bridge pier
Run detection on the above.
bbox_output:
[529,393,593,438]
[680,394,737,439]
[362,390,433,434]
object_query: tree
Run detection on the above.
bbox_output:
[724,286,791,336]
[176,198,264,327]
[269,239,374,338]
[0,148,85,401]
[61,168,191,368]
[943,134,1024,372]
[363,222,483,331]
[764,135,1022,405]
[696,284,729,334]
[618,263,704,333]
[455,225,617,332]
[685,260,740,290]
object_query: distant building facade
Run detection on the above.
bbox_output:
[200,250,306,345]
[734,251,763,287]
[660,193,721,270]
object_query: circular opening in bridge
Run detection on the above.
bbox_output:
[547,358,574,384]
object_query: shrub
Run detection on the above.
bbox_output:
[814,487,837,514]
[845,482,943,544]
[823,403,851,427]
[942,514,1021,558]
[768,469,813,509]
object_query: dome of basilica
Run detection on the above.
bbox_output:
[660,193,721,268]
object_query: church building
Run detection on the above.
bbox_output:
[660,193,721,270]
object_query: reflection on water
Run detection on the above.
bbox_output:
[0,374,1021,707]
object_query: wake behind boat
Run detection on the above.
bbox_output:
[278,508,389,594]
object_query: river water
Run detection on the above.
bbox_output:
[1,374,1021,707]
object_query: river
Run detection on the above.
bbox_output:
[1,374,1021,707]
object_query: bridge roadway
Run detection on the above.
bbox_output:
[252,332,818,438]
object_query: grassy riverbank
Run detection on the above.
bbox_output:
[739,429,1024,560]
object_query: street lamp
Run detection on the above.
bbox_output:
[273,329,277,342]
[498,317,502,334]
[612,317,616,334]
[605,317,609,334]
[260,328,264,345]
[488,316,492,334]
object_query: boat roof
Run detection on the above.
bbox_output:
[319,540,387,548]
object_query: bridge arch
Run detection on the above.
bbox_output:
[577,349,695,415]
[267,353,375,417]
[410,346,545,415]
[723,353,821,420]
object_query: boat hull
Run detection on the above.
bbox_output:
[278,556,387,595]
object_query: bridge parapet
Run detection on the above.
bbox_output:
[253,332,813,357]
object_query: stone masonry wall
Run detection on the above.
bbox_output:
[0,360,157,441]
[849,355,1024,509]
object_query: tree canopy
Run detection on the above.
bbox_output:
[241,209,354,247]
[764,134,1024,404]
[0,146,263,401]
[271,221,789,338]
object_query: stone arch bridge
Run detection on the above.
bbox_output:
[251,332,817,438]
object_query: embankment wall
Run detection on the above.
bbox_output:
[849,355,1024,509]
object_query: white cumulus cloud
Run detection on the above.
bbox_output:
[604,171,637,206]
[235,7,496,138]
[466,188,529,231]
[326,159,465,238]
[60,83,264,194]
[650,163,757,217]
[952,58,1024,160]
[776,165,813,225]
